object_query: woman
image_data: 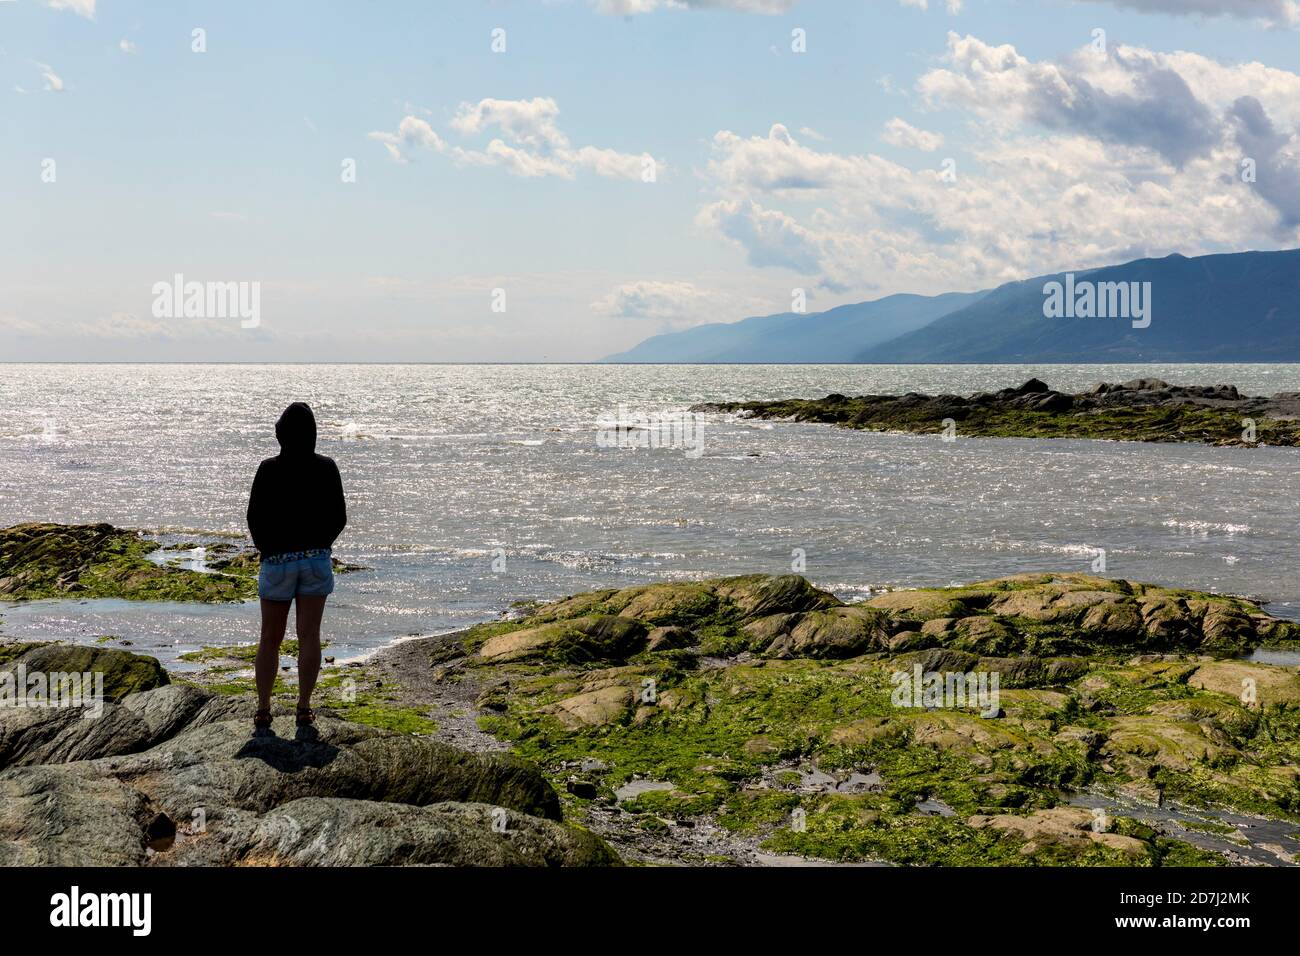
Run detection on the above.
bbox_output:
[246,402,347,733]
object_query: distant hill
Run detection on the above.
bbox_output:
[602,291,988,363]
[604,249,1300,364]
[856,249,1300,363]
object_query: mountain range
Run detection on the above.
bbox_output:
[603,249,1300,363]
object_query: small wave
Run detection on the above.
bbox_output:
[1162,519,1252,535]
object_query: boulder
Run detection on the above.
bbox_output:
[645,626,698,652]
[1,643,169,700]
[478,615,647,664]
[163,798,620,867]
[0,660,616,866]
[763,606,891,659]
[546,685,634,729]
[968,807,1147,859]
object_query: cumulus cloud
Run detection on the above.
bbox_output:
[1228,96,1300,227]
[917,33,1220,167]
[119,40,137,55]
[370,97,655,179]
[43,0,95,19]
[590,280,710,324]
[882,117,945,151]
[693,36,1300,295]
[1074,0,1299,28]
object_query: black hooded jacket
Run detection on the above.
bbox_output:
[246,403,347,558]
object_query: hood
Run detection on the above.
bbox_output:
[275,402,317,455]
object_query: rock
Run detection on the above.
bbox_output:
[1,643,169,701]
[546,685,634,728]
[828,716,903,747]
[164,798,620,867]
[0,684,225,769]
[478,614,648,664]
[0,764,153,865]
[566,779,599,799]
[645,626,698,652]
[1188,661,1300,707]
[0,523,256,602]
[763,606,891,659]
[609,583,720,625]
[950,616,1014,655]
[1120,378,1170,391]
[0,688,610,866]
[886,630,928,652]
[1014,378,1050,394]
[689,380,1300,447]
[968,807,1148,859]
[714,574,839,619]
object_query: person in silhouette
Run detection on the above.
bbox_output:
[247,402,347,733]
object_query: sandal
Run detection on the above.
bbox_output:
[296,706,315,727]
[253,708,272,731]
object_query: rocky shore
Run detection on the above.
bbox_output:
[4,523,1300,867]
[690,379,1300,446]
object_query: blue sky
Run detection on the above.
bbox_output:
[4,0,1300,360]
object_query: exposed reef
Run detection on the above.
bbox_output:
[691,379,1300,446]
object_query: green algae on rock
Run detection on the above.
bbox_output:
[0,643,169,701]
[0,523,258,602]
[691,379,1300,447]
[0,522,366,605]
[452,573,1300,865]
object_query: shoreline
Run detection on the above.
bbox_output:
[181,568,1300,867]
[6,521,1300,867]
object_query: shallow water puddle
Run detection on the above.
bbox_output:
[615,779,677,803]
[1067,792,1299,866]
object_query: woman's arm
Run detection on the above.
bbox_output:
[325,458,347,546]
[246,460,270,554]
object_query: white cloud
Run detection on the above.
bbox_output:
[897,0,965,11]
[371,97,656,179]
[591,280,710,326]
[0,315,45,336]
[1074,0,1299,28]
[43,0,95,19]
[694,37,1300,296]
[35,63,64,93]
[119,39,137,55]
[590,0,797,13]
[881,117,945,151]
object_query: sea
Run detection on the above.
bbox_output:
[2,362,1298,669]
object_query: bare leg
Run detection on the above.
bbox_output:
[294,595,326,710]
[256,599,292,712]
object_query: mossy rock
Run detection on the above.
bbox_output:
[0,523,256,603]
[478,615,648,664]
[1,644,168,700]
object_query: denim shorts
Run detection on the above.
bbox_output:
[258,550,335,601]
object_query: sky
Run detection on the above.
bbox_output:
[3,0,1300,361]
